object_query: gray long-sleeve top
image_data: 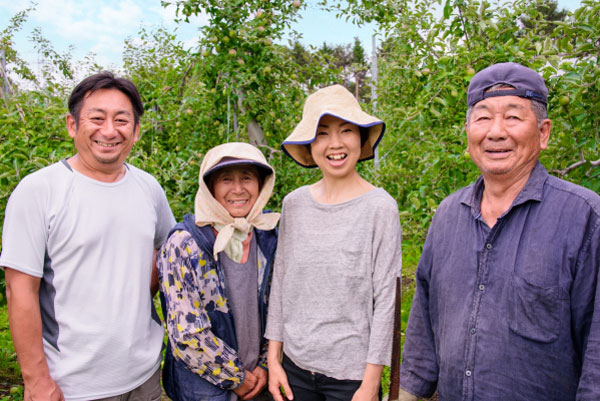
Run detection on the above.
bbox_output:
[265,186,402,380]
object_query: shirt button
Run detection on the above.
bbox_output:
[470,328,476,335]
[466,370,472,377]
[479,284,485,291]
[486,243,493,250]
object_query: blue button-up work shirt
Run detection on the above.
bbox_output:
[400,162,600,401]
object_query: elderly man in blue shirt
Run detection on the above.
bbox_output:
[399,62,600,401]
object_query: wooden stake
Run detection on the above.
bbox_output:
[389,276,402,401]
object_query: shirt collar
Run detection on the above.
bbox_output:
[460,161,548,217]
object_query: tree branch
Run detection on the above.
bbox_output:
[553,160,587,176]
[178,59,197,98]
[457,5,472,52]
[256,144,280,159]
[551,151,599,176]
[0,63,27,126]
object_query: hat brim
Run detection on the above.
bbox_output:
[203,158,273,183]
[281,112,385,168]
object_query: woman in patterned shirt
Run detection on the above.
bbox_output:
[157,142,280,401]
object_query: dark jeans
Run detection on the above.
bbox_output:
[282,354,381,401]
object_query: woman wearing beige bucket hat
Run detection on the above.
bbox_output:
[157,142,280,401]
[265,85,402,401]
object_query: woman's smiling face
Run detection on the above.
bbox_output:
[310,114,362,180]
[211,165,260,218]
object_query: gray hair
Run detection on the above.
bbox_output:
[466,84,548,127]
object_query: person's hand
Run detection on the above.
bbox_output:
[24,375,64,401]
[350,385,379,401]
[234,370,258,399]
[267,358,293,401]
[242,366,268,400]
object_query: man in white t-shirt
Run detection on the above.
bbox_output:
[0,72,175,401]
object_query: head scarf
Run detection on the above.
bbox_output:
[194,142,280,262]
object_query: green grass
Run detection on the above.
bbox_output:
[0,305,23,400]
[380,241,420,398]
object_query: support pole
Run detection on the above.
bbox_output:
[1,49,9,100]
[389,276,402,401]
[371,35,379,168]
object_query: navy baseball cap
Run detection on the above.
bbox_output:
[467,62,548,107]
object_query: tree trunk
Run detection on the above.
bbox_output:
[237,88,265,145]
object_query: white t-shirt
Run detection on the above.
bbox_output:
[0,160,175,401]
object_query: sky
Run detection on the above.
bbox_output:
[0,0,583,75]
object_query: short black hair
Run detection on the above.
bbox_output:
[68,71,144,127]
[359,127,369,147]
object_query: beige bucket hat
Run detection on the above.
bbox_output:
[282,84,386,167]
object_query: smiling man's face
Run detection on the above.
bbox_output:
[67,88,139,175]
[466,95,550,182]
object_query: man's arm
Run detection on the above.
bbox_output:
[575,222,600,399]
[399,230,440,398]
[5,268,64,401]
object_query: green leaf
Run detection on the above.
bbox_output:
[409,196,421,209]
[543,37,552,52]
[443,0,452,19]
[577,24,595,33]
[575,43,595,53]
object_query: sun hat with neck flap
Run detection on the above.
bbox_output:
[281,84,386,168]
[194,142,280,262]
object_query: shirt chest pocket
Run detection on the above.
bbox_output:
[508,275,562,343]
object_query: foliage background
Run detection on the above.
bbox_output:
[0,0,598,397]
